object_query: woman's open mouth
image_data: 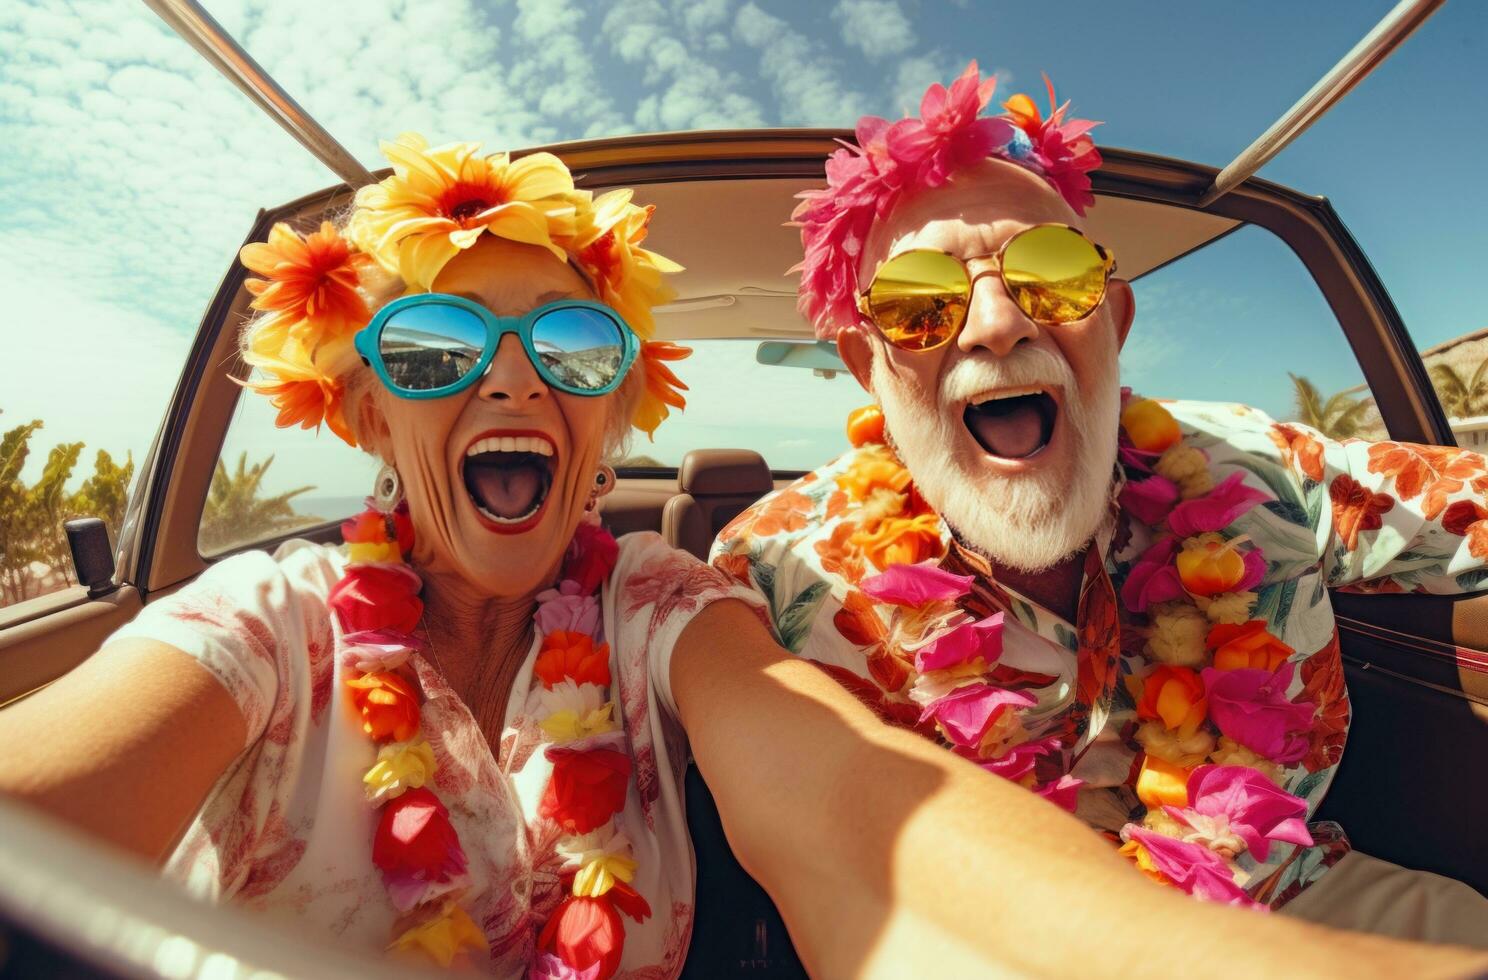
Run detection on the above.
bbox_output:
[461,432,557,532]
[963,389,1058,460]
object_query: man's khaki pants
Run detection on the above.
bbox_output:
[1282,851,1488,949]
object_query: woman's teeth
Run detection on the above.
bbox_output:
[465,435,554,457]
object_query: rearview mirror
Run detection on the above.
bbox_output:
[755,341,846,379]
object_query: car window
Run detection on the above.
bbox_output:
[200,384,378,556]
[618,339,872,473]
[1122,225,1386,440]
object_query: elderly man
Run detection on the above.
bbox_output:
[712,63,1488,944]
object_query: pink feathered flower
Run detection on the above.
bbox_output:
[1119,475,1180,526]
[1121,825,1261,909]
[964,736,1062,781]
[1167,472,1271,537]
[915,613,1004,672]
[535,580,601,637]
[529,953,601,980]
[339,627,422,674]
[1164,765,1313,862]
[1203,663,1316,764]
[860,561,973,606]
[1121,537,1186,612]
[884,64,1014,186]
[1033,774,1084,813]
[919,683,1036,750]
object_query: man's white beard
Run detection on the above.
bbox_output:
[873,345,1120,573]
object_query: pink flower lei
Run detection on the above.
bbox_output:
[331,501,641,976]
[793,62,1102,339]
[1114,395,1319,907]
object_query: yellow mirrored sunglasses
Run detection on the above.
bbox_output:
[857,223,1118,352]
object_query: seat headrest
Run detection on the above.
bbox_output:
[677,449,772,496]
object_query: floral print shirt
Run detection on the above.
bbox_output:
[107,531,761,977]
[711,399,1488,907]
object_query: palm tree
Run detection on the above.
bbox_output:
[199,453,317,553]
[1288,373,1373,440]
[1429,360,1488,419]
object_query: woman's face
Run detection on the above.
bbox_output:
[368,236,618,597]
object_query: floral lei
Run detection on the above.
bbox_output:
[332,501,649,975]
[834,398,1320,909]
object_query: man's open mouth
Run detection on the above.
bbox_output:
[963,390,1058,460]
[461,433,557,525]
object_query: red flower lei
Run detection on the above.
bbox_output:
[331,501,646,975]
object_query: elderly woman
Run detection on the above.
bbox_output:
[0,134,1477,980]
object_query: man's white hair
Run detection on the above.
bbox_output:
[873,341,1120,572]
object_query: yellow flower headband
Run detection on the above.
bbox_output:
[239,133,690,446]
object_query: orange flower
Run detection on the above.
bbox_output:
[1329,474,1395,551]
[346,671,421,742]
[850,513,943,571]
[1443,499,1488,559]
[239,221,371,342]
[836,447,911,502]
[1207,620,1293,672]
[1175,534,1249,597]
[535,630,612,689]
[1118,838,1172,885]
[1121,399,1181,454]
[1134,753,1192,809]
[846,405,885,448]
[632,342,690,438]
[1269,424,1325,483]
[241,344,356,447]
[1136,665,1207,737]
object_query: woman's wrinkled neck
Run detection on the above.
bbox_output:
[414,556,559,709]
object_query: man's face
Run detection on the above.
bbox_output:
[839,160,1135,572]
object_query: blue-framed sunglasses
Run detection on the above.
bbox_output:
[354,294,640,399]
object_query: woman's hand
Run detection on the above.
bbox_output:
[0,638,245,863]
[670,599,1486,979]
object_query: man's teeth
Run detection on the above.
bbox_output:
[465,435,554,456]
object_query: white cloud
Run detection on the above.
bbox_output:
[733,2,870,126]
[833,0,914,59]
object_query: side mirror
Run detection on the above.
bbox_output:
[64,518,116,599]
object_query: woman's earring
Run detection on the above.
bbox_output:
[585,465,616,513]
[373,463,403,512]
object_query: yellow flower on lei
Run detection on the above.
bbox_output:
[1210,736,1284,786]
[1144,601,1208,667]
[1193,590,1258,625]
[1154,443,1214,499]
[535,678,618,744]
[348,540,402,565]
[348,133,578,290]
[1135,719,1216,768]
[387,902,488,967]
[363,740,437,804]
[559,825,638,898]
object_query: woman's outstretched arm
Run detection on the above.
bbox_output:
[0,638,244,862]
[671,599,1484,980]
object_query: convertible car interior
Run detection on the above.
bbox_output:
[2,127,1485,978]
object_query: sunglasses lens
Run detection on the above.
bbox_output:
[379,303,487,392]
[531,306,627,392]
[1001,226,1108,324]
[866,250,970,351]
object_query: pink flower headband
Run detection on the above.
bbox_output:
[791,61,1102,339]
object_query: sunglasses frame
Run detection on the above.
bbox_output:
[354,293,640,400]
[856,222,1119,351]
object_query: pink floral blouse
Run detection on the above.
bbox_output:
[107,531,761,976]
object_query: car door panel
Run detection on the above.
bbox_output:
[0,587,143,705]
[1316,590,1488,894]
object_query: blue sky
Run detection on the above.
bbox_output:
[2,0,1485,491]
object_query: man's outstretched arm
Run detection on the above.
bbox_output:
[672,598,1486,979]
